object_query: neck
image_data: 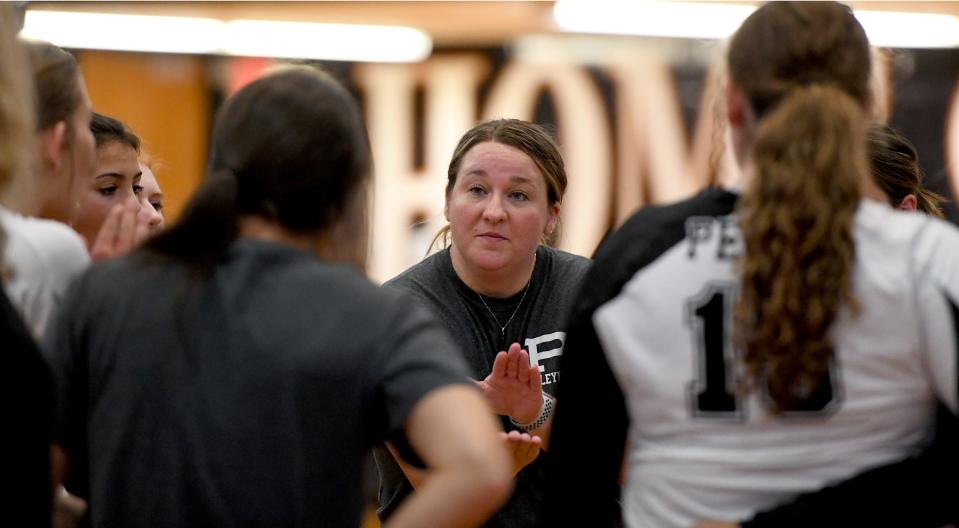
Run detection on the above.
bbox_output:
[238,215,331,258]
[859,173,887,203]
[450,245,536,298]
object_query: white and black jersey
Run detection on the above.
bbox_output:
[546,187,959,527]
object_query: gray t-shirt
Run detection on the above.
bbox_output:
[45,239,470,527]
[374,245,591,527]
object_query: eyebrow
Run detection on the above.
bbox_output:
[463,170,534,184]
[95,171,143,180]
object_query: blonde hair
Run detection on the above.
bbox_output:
[0,6,37,277]
[0,6,35,211]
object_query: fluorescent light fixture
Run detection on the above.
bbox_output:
[553,1,959,48]
[21,10,433,62]
[22,11,224,55]
[224,20,432,63]
[855,10,959,48]
[553,1,754,40]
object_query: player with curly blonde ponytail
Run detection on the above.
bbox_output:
[548,3,959,527]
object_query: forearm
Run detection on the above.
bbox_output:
[386,463,512,528]
[386,442,428,489]
[391,385,513,528]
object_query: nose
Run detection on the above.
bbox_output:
[136,201,162,230]
[482,194,507,223]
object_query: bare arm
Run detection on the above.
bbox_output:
[387,430,542,489]
[385,384,513,528]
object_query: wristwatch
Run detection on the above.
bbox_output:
[510,392,554,432]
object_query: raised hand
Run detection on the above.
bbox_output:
[499,430,542,475]
[476,342,543,424]
[89,202,151,261]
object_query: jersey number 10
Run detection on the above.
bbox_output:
[686,282,839,418]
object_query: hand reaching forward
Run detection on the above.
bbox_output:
[90,203,151,261]
[476,342,543,424]
[499,430,542,476]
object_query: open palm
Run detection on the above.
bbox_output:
[476,343,543,424]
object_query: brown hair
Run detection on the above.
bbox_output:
[867,124,945,217]
[91,112,140,152]
[23,40,81,132]
[730,2,871,412]
[146,65,371,272]
[430,118,567,250]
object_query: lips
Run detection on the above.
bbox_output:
[478,232,508,241]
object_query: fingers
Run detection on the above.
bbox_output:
[503,430,541,472]
[527,364,541,392]
[116,203,137,251]
[491,351,509,378]
[516,349,531,385]
[505,343,524,379]
[90,203,153,261]
[89,204,125,261]
[505,352,518,379]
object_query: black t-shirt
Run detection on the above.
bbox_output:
[1,286,53,528]
[374,245,590,527]
[44,239,470,527]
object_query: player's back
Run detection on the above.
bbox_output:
[595,197,958,527]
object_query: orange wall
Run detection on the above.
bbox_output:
[77,50,210,222]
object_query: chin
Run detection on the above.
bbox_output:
[467,249,513,272]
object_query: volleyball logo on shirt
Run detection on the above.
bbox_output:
[525,331,565,387]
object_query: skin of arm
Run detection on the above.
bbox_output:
[387,430,542,488]
[385,384,513,528]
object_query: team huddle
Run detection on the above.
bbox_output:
[1,2,956,527]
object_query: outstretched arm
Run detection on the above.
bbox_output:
[386,385,513,528]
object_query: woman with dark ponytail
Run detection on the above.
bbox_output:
[546,2,959,526]
[868,123,946,216]
[45,65,512,527]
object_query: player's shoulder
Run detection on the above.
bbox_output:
[1,209,90,276]
[594,187,737,271]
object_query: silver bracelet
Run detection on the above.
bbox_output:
[510,392,553,432]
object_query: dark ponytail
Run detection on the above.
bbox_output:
[867,124,945,217]
[144,65,371,274]
[144,169,240,274]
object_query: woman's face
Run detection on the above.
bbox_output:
[445,141,559,279]
[73,139,142,244]
[37,75,96,224]
[136,162,164,232]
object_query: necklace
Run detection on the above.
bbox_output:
[475,255,536,338]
